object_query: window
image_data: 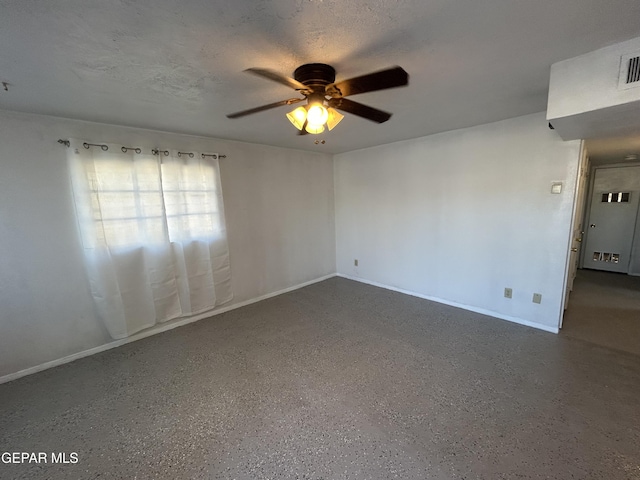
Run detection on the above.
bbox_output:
[160,157,223,243]
[68,141,232,339]
[87,157,167,248]
[81,153,224,249]
[601,192,630,203]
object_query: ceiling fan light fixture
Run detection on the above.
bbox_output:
[306,104,329,126]
[286,106,307,130]
[326,107,344,131]
[305,123,325,134]
[228,64,408,135]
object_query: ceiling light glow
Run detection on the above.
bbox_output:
[286,106,307,130]
[306,104,329,125]
[286,101,340,135]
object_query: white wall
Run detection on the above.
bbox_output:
[334,112,581,332]
[0,110,335,378]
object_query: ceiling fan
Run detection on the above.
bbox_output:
[226,63,409,135]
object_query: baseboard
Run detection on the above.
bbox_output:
[336,274,559,334]
[0,273,337,385]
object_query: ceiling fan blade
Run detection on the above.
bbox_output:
[226,98,304,119]
[245,68,311,92]
[328,98,392,123]
[325,66,408,98]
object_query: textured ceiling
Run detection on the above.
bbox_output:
[1,0,640,153]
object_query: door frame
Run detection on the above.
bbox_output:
[559,141,589,328]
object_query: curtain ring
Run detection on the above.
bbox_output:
[83,142,109,151]
[121,147,142,154]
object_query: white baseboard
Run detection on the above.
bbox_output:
[0,273,337,385]
[336,274,559,334]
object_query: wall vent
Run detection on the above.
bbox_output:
[627,56,640,83]
[618,53,640,90]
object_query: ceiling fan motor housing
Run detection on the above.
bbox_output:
[294,63,336,88]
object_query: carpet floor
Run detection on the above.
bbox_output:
[562,268,640,356]
[1,277,639,479]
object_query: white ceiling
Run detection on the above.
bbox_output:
[586,134,640,166]
[1,0,639,154]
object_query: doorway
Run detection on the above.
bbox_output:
[581,165,640,274]
[561,135,640,353]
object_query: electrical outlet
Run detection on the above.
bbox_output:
[354,259,358,267]
[533,293,542,304]
[504,288,512,299]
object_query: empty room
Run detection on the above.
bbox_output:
[1,1,640,478]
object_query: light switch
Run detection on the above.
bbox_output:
[551,182,563,194]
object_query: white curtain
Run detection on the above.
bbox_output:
[68,140,232,339]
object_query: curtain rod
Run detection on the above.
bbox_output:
[57,139,227,159]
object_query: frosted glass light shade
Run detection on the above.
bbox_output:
[306,104,329,125]
[305,123,325,134]
[286,106,307,130]
[326,108,344,131]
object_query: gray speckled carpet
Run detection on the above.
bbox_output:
[562,269,640,356]
[1,277,639,479]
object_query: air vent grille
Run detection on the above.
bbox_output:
[627,56,640,84]
[619,53,640,90]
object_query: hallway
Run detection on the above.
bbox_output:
[562,269,640,355]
